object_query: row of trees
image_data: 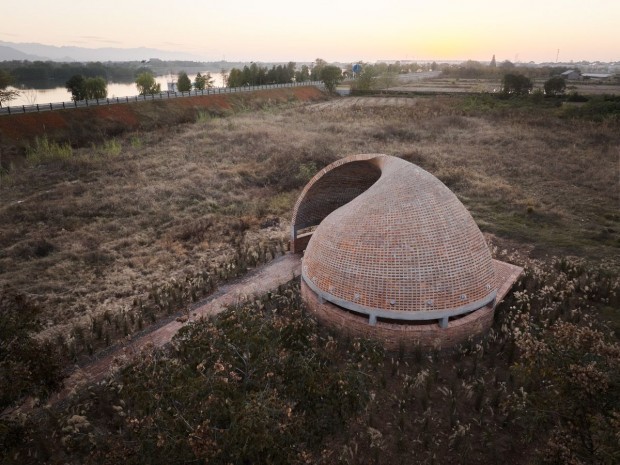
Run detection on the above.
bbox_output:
[0,60,237,87]
[224,59,343,93]
[62,60,344,101]
[226,62,303,87]
[1,61,141,86]
[64,70,216,100]
[501,74,567,96]
[65,72,161,101]
[175,71,214,92]
[442,57,577,80]
[134,71,216,96]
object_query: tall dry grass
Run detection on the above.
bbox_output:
[0,95,618,363]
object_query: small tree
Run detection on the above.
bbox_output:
[319,65,343,93]
[66,74,86,101]
[226,68,242,87]
[544,76,566,96]
[177,71,192,92]
[294,65,310,82]
[354,65,379,91]
[135,72,161,95]
[380,70,399,90]
[194,72,214,90]
[67,75,107,101]
[502,73,533,96]
[310,58,327,81]
[84,77,107,99]
[0,70,19,107]
[194,72,206,90]
[490,54,496,68]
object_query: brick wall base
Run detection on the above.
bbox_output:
[291,234,312,254]
[301,280,495,351]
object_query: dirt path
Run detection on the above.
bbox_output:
[15,253,302,412]
[307,97,420,111]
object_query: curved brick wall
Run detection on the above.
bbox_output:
[291,155,383,233]
[300,155,495,313]
[293,154,521,349]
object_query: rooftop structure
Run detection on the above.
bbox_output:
[292,154,522,350]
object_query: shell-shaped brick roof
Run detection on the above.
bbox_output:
[294,154,496,321]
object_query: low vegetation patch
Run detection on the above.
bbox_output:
[1,281,382,464]
[2,255,618,464]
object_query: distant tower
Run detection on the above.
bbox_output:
[490,54,497,68]
[556,49,560,63]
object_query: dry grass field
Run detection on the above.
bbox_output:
[389,75,620,96]
[1,91,619,464]
[1,94,618,350]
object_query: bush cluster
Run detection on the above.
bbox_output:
[0,288,63,410]
[3,254,618,465]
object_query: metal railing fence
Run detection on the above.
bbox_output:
[0,81,325,116]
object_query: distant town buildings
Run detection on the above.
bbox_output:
[560,69,614,81]
[561,70,581,80]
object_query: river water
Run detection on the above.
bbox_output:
[6,72,226,107]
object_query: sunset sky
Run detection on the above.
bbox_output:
[3,0,618,63]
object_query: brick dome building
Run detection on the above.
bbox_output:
[291,154,521,350]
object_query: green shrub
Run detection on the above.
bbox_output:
[562,94,620,121]
[195,110,211,123]
[566,91,589,102]
[101,138,121,157]
[25,136,73,164]
[130,135,143,148]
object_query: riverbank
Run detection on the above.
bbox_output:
[0,85,327,158]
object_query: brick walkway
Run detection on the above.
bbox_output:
[13,254,302,412]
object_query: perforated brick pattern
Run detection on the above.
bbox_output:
[299,155,496,316]
[292,155,383,233]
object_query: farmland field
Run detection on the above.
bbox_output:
[388,74,620,95]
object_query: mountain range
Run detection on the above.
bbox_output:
[0,41,204,62]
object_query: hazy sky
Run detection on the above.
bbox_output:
[3,0,618,62]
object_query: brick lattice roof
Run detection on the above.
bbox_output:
[296,154,496,317]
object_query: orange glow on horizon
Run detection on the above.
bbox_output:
[1,0,618,63]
